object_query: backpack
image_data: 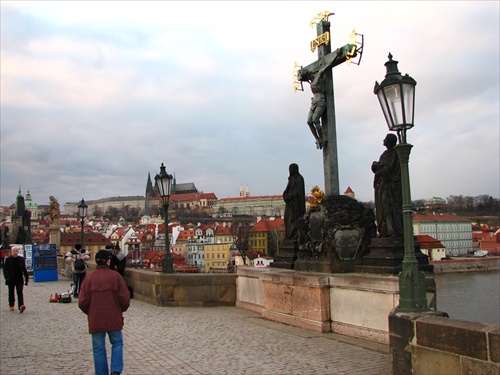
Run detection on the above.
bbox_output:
[74,256,86,271]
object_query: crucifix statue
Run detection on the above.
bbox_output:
[296,12,362,197]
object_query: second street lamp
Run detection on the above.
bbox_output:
[374,53,428,313]
[155,162,174,274]
[78,198,87,250]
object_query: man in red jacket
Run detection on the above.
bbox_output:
[79,250,130,375]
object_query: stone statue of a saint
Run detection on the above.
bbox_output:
[48,196,61,224]
[283,163,306,241]
[372,134,403,238]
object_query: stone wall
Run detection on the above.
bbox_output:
[58,257,237,307]
[431,257,500,273]
[390,311,499,375]
[125,268,237,307]
[236,266,436,345]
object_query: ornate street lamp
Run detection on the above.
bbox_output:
[78,198,87,251]
[374,53,428,312]
[155,162,174,274]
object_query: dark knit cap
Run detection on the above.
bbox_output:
[95,250,110,264]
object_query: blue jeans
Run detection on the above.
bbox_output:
[72,272,86,296]
[91,330,123,375]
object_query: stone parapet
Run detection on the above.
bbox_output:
[236,267,436,344]
[125,269,237,307]
[58,257,237,307]
[431,257,500,273]
[390,310,499,375]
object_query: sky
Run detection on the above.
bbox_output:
[1,1,499,209]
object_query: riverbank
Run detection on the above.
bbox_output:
[430,256,500,273]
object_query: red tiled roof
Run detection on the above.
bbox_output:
[413,213,471,222]
[250,218,285,232]
[218,195,282,202]
[215,226,232,235]
[61,232,112,247]
[170,193,200,202]
[480,233,500,244]
[415,234,445,249]
[177,229,195,241]
[200,193,217,200]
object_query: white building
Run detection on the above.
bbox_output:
[252,256,274,267]
[413,212,473,257]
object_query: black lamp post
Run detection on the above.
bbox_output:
[374,53,428,312]
[155,162,174,274]
[77,198,87,250]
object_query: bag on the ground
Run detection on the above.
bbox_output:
[58,292,72,303]
[74,257,86,271]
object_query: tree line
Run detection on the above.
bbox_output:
[411,195,499,214]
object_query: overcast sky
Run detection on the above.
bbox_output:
[1,1,499,209]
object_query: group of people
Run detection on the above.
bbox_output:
[2,243,130,375]
[64,244,126,297]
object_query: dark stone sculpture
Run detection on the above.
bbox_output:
[283,163,306,241]
[372,133,403,238]
[359,133,432,274]
[271,163,305,270]
[296,195,377,273]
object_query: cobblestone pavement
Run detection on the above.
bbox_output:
[0,278,391,374]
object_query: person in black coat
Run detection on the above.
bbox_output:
[3,246,29,313]
[109,245,126,277]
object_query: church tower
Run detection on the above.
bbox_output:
[344,186,355,199]
[15,186,25,218]
[144,172,156,217]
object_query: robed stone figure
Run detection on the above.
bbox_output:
[283,163,306,241]
[372,134,403,238]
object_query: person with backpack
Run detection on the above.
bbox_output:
[65,244,90,298]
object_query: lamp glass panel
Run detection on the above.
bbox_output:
[78,201,87,218]
[402,83,415,126]
[157,175,172,198]
[384,83,404,128]
[377,90,394,130]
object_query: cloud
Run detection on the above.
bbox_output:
[1,1,498,209]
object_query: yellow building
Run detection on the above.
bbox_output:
[204,224,235,273]
[248,218,284,256]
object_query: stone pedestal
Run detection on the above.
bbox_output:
[295,251,356,273]
[357,237,433,275]
[270,240,297,270]
[49,223,60,252]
